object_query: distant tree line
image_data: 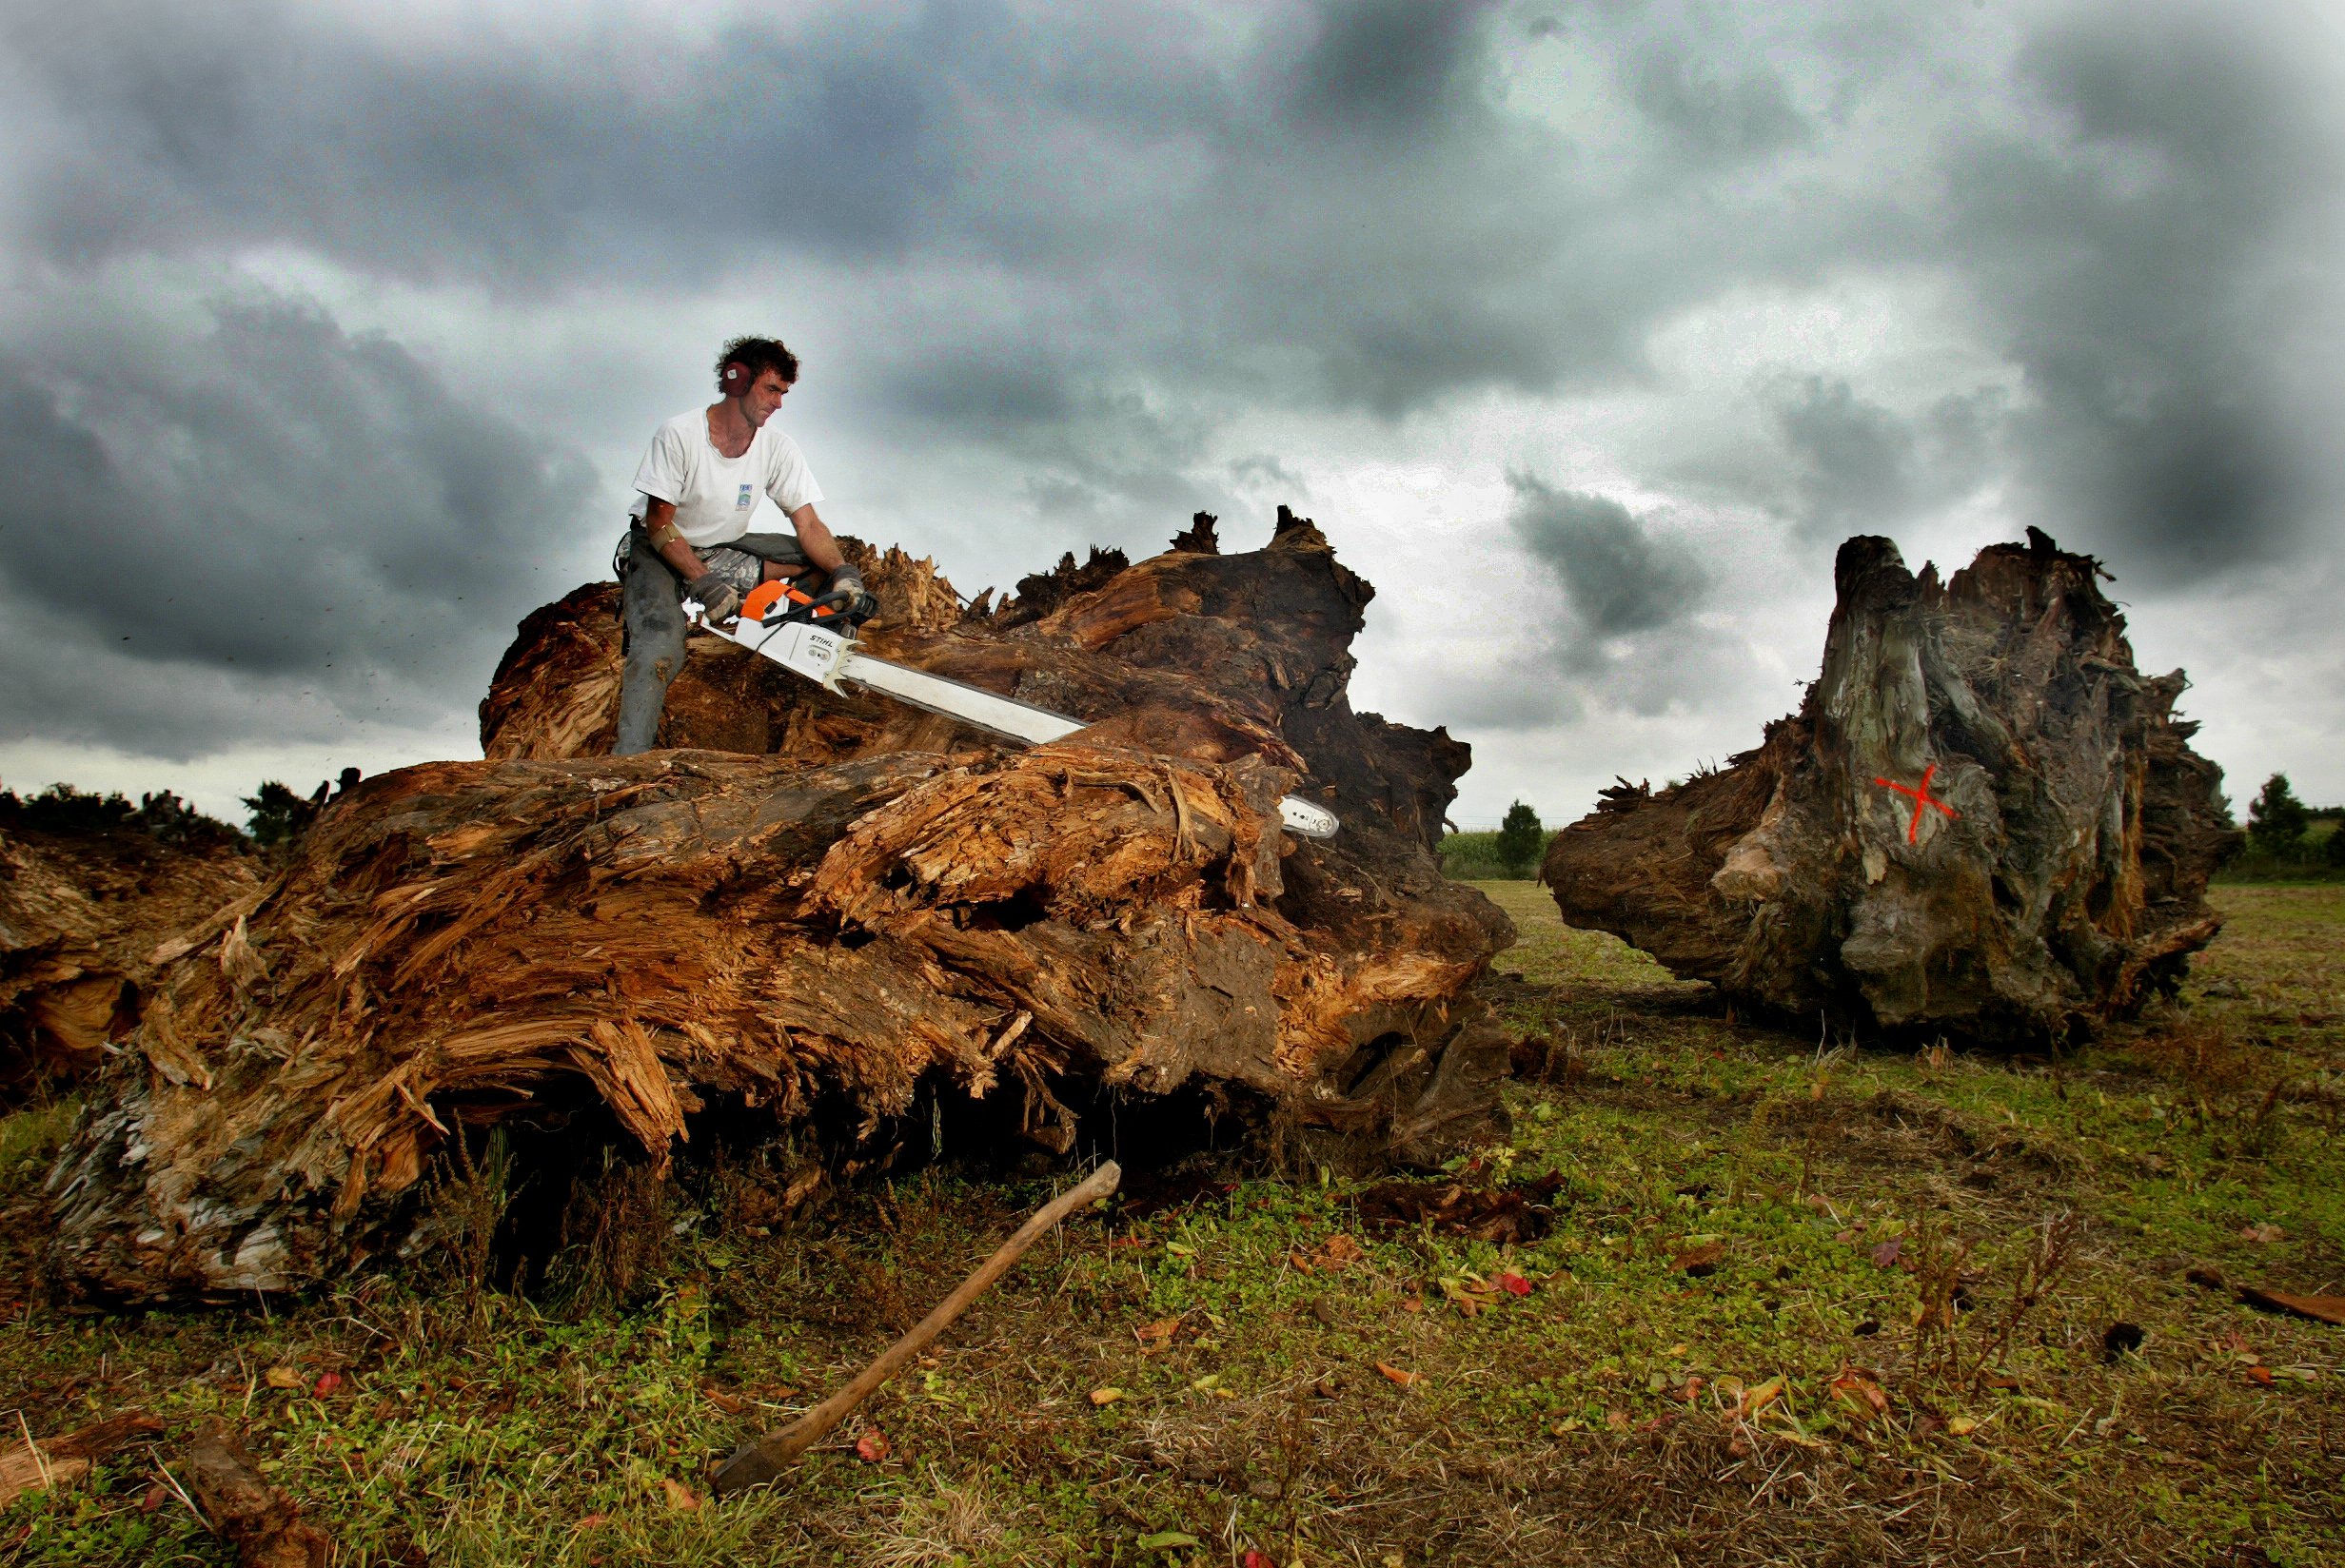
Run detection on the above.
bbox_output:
[2229,774,2345,879]
[0,767,365,857]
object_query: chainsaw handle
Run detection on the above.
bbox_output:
[805,586,881,627]
[740,586,847,627]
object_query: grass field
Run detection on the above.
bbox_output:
[1,886,2339,1565]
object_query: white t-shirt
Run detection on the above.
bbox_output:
[628,409,825,548]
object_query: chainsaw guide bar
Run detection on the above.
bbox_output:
[706,611,1341,839]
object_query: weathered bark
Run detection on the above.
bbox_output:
[0,802,259,1100]
[49,512,1510,1302]
[1542,531,2241,1044]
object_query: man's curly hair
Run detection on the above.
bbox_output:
[716,336,800,392]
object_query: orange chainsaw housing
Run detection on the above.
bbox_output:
[739,579,836,624]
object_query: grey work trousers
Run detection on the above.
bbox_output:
[614,526,810,755]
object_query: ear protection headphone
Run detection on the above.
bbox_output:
[724,364,741,382]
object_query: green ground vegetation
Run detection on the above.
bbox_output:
[1,886,2339,1565]
[1436,829,1558,881]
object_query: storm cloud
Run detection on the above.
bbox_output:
[1509,477,1707,643]
[0,288,594,757]
[0,0,2338,822]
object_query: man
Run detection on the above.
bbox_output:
[614,336,871,754]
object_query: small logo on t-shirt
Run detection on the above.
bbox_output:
[737,483,754,509]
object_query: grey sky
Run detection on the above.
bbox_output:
[2,0,2338,827]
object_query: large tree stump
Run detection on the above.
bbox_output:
[47,512,1511,1302]
[1542,531,2240,1044]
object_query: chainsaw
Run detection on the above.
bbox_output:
[696,579,1341,838]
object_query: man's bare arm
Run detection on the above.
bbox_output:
[640,498,708,580]
[788,502,849,576]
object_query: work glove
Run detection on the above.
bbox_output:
[685,572,742,624]
[829,564,879,622]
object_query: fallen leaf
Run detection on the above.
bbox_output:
[700,1383,748,1415]
[1188,1374,1223,1393]
[1676,1376,1705,1403]
[1439,1277,1494,1317]
[140,1482,168,1514]
[1133,1316,1185,1348]
[1764,1421,1833,1451]
[1869,1238,1903,1269]
[1322,1233,1365,1266]
[1495,1271,1532,1297]
[1243,1553,1275,1568]
[1375,1362,1422,1388]
[1733,1376,1785,1419]
[1401,1294,1423,1314]
[1829,1369,1891,1420]
[1089,1386,1126,1406]
[1983,1372,2020,1391]
[576,1513,609,1531]
[1605,1407,1631,1431]
[660,1477,700,1511]
[856,1429,892,1462]
[311,1372,343,1398]
[264,1366,303,1390]
[2246,1365,2276,1387]
[2240,1223,2284,1244]
[1137,1531,1200,1550]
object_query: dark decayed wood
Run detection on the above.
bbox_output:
[186,1421,333,1568]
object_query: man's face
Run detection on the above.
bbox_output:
[737,366,793,428]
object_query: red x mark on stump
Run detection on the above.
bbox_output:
[1872,761,1960,844]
